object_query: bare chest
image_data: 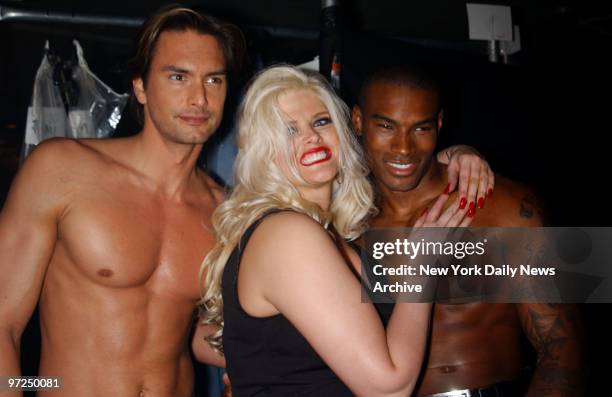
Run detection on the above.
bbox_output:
[56,185,216,299]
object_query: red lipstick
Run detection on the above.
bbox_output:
[299,146,332,166]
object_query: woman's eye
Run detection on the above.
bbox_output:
[313,117,332,128]
[287,125,299,135]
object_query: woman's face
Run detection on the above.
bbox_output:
[277,89,341,193]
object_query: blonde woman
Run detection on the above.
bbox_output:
[198,65,483,396]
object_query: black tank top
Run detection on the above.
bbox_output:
[222,211,355,397]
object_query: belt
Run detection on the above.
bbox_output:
[421,381,521,397]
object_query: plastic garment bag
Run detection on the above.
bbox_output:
[22,40,128,160]
[22,41,66,159]
[68,40,128,139]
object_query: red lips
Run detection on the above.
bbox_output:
[299,146,332,166]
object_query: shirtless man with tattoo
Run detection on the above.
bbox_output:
[0,6,237,396]
[352,64,586,396]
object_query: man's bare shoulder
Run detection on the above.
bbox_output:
[27,137,83,162]
[5,138,109,215]
[478,176,544,227]
[20,138,91,183]
[195,170,226,205]
[21,137,134,196]
[28,137,123,169]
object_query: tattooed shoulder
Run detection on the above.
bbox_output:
[520,193,543,219]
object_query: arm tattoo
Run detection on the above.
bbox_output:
[525,307,568,361]
[520,304,586,396]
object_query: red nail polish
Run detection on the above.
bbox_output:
[443,184,451,194]
[487,188,493,198]
[420,207,429,217]
[478,197,484,209]
[468,202,476,217]
[459,197,467,209]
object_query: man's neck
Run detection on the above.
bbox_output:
[127,128,204,200]
[377,161,448,221]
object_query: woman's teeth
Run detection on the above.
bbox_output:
[301,150,329,165]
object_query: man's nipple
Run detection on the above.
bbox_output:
[97,268,114,277]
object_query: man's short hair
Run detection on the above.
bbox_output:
[358,63,443,112]
[127,5,245,125]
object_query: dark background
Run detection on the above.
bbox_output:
[1,0,610,395]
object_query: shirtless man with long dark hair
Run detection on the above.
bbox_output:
[0,6,240,396]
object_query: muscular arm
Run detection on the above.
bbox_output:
[508,189,585,395]
[0,141,66,394]
[517,303,586,396]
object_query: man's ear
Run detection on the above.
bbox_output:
[437,109,444,133]
[351,105,363,136]
[133,77,147,105]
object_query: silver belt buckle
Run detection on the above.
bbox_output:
[427,389,472,397]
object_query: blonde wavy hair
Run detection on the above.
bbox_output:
[198,65,375,353]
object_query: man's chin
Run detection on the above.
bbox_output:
[380,177,419,193]
[172,128,217,145]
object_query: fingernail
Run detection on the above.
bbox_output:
[420,207,429,217]
[459,197,467,209]
[487,188,493,198]
[443,184,451,194]
[468,202,476,217]
[478,197,484,209]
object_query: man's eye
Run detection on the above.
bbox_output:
[376,123,393,130]
[313,117,332,128]
[206,76,224,84]
[169,74,184,81]
[415,126,433,133]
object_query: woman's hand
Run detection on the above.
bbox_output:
[414,192,473,228]
[437,145,495,213]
